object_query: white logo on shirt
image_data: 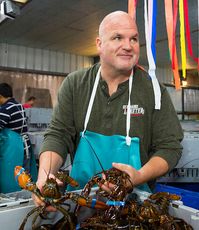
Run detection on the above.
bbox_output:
[123,105,145,116]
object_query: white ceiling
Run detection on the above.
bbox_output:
[0,0,198,69]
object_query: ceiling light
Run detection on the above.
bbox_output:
[12,0,29,3]
[182,80,187,87]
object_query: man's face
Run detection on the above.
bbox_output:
[0,96,3,105]
[96,15,140,73]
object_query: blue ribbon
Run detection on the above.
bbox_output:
[151,0,157,62]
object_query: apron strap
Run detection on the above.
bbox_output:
[82,67,101,136]
[20,104,30,159]
[126,70,134,146]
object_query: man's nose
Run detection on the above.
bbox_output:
[123,39,132,50]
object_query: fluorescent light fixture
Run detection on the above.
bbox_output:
[182,80,187,87]
[12,0,29,3]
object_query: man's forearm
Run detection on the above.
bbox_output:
[135,156,169,186]
[38,151,63,178]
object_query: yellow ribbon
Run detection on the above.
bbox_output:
[179,0,186,78]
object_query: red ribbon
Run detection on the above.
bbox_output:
[183,0,199,69]
[172,0,178,70]
[128,0,137,19]
[165,0,181,89]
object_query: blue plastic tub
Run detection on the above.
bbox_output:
[155,183,199,210]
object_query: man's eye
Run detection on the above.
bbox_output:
[131,37,138,43]
[114,36,121,40]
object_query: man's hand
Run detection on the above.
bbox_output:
[98,163,139,193]
[32,151,64,211]
[32,172,63,212]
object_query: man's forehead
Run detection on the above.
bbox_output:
[99,12,137,37]
[105,24,138,35]
[106,19,137,31]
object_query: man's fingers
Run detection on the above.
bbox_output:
[112,162,131,173]
[45,206,57,212]
[112,162,135,190]
[32,194,45,207]
[32,194,57,212]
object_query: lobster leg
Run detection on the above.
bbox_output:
[54,204,76,230]
[32,206,48,229]
[19,206,42,230]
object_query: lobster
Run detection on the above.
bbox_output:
[121,192,193,230]
[75,167,134,229]
[81,167,133,200]
[14,166,109,230]
[148,191,181,214]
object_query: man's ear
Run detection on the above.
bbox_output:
[0,95,3,105]
[96,37,102,51]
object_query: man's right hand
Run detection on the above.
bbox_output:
[32,172,63,212]
[32,151,64,211]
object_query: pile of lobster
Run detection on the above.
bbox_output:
[14,166,193,230]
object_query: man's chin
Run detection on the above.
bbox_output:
[117,64,134,72]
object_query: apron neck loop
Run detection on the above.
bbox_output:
[82,66,134,147]
[126,69,134,146]
[82,66,101,136]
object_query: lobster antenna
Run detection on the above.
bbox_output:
[61,162,72,171]
[83,135,105,172]
[45,151,52,178]
[43,168,48,177]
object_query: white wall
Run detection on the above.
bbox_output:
[0,43,93,73]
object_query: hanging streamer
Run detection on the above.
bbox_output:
[144,0,161,109]
[183,0,199,68]
[179,0,187,79]
[164,0,181,89]
[172,0,178,69]
[128,0,137,19]
[151,0,157,62]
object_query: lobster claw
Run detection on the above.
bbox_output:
[14,166,36,192]
[84,197,109,210]
[66,193,109,210]
[14,166,31,189]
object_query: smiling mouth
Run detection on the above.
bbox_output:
[119,55,133,59]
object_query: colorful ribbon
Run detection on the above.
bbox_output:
[164,0,181,89]
[179,0,187,79]
[128,0,137,19]
[151,0,157,62]
[144,0,161,109]
[183,0,199,68]
[172,0,178,70]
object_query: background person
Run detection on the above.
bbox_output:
[33,11,183,210]
[0,83,37,193]
[23,96,36,108]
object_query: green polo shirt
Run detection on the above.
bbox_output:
[41,63,183,182]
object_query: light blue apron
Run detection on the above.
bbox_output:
[68,67,151,193]
[0,128,37,193]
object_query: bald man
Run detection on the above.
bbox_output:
[33,11,183,210]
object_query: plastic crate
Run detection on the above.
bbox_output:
[166,183,199,192]
[134,188,199,230]
[0,190,63,230]
[0,188,199,230]
[155,183,199,210]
